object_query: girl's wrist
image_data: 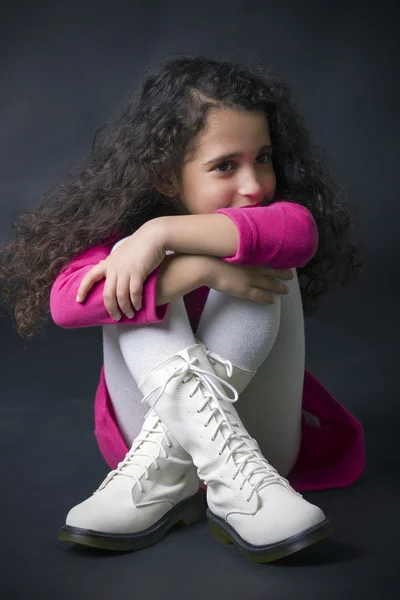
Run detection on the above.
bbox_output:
[135,218,167,256]
[145,217,170,251]
[199,255,221,288]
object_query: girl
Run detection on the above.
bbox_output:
[0,54,365,563]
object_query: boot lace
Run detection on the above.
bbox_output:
[140,355,295,503]
[96,419,172,495]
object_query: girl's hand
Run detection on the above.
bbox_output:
[76,221,166,320]
[206,257,294,305]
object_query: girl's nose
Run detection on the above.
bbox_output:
[237,164,264,194]
[237,178,263,201]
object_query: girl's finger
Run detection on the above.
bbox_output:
[76,263,106,301]
[130,278,143,311]
[103,273,120,320]
[116,276,135,318]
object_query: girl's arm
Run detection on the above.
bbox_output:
[49,243,211,328]
[157,201,319,269]
[49,242,168,328]
[155,253,211,306]
[160,213,240,258]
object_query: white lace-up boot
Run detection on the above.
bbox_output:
[138,342,333,563]
[59,409,205,551]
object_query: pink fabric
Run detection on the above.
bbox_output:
[215,200,319,268]
[49,242,169,328]
[50,200,365,491]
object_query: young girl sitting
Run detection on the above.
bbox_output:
[0,54,365,563]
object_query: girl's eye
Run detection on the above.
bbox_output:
[214,151,272,173]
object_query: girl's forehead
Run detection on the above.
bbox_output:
[204,107,268,129]
[192,109,270,156]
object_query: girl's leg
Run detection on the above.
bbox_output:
[103,297,197,446]
[64,298,204,547]
[104,280,281,449]
[104,265,304,478]
[195,269,304,477]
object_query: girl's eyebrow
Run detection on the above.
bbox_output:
[203,144,272,166]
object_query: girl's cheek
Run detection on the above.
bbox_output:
[265,174,277,197]
[216,183,235,208]
[266,186,276,201]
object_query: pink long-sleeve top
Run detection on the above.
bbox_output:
[49,200,365,492]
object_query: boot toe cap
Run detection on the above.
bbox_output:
[64,489,177,535]
[66,498,115,533]
[65,492,139,533]
[227,489,327,547]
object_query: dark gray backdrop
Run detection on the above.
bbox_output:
[1,1,398,599]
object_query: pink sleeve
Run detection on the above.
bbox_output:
[49,242,169,329]
[215,200,319,268]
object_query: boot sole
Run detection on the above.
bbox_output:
[207,509,334,563]
[59,490,206,551]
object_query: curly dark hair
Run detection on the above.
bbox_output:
[0,53,364,339]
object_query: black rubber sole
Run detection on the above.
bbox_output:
[59,490,206,551]
[207,508,334,563]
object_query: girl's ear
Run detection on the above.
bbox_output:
[155,175,180,197]
[155,184,176,197]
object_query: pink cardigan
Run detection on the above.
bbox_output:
[50,200,365,491]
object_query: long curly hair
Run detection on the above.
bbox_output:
[0,53,364,339]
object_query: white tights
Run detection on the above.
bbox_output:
[102,249,305,477]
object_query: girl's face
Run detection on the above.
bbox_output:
[169,108,276,214]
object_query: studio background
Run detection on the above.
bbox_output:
[0,1,398,599]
